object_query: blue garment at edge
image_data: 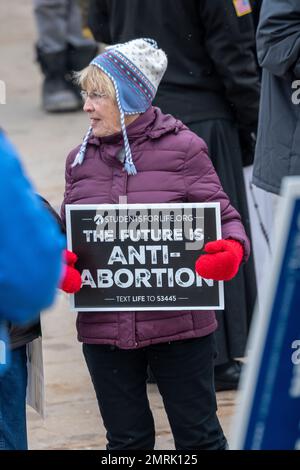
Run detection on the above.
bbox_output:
[0,131,64,324]
[0,346,28,450]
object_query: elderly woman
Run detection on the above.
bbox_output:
[61,38,249,450]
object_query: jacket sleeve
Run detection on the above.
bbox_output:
[257,0,300,78]
[198,0,260,134]
[88,0,112,44]
[0,131,64,324]
[183,133,250,261]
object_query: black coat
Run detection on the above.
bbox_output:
[89,0,260,139]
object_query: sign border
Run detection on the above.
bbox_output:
[66,202,224,311]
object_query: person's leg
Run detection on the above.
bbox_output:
[64,0,98,100]
[0,346,28,450]
[66,0,96,48]
[34,0,68,53]
[83,343,155,450]
[148,335,227,450]
[33,0,84,111]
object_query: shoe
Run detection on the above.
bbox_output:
[36,48,82,112]
[214,359,242,392]
[42,77,82,112]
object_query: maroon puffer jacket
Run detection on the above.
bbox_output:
[61,106,250,349]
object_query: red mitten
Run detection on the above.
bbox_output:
[60,265,82,293]
[64,249,78,266]
[195,239,244,281]
[60,250,82,293]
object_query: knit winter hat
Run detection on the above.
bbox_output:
[72,38,168,175]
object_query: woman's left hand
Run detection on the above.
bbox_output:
[59,249,82,293]
[195,239,244,281]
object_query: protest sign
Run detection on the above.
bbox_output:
[66,203,224,311]
[232,177,300,450]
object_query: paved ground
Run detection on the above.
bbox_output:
[0,0,237,450]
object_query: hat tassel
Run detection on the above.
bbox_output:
[124,161,137,176]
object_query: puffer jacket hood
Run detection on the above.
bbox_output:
[81,105,182,149]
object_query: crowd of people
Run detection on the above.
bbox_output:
[1,0,299,451]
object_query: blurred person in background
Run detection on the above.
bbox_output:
[1,222,81,450]
[33,0,98,112]
[0,129,64,326]
[87,0,260,392]
[0,129,81,449]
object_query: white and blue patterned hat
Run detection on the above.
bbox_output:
[72,38,168,175]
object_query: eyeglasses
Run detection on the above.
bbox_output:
[80,91,107,103]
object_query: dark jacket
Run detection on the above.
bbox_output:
[253,0,300,194]
[9,322,41,350]
[61,107,250,349]
[88,0,260,161]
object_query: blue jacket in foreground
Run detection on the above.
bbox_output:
[0,131,64,323]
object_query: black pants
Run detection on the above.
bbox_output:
[83,334,227,450]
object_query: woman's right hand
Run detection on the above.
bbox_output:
[59,249,82,293]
